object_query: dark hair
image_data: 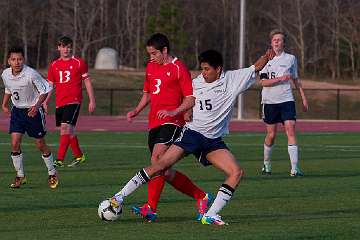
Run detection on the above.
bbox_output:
[58,36,73,46]
[198,50,223,69]
[269,29,286,43]
[7,46,24,58]
[146,33,170,52]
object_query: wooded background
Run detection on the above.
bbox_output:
[1,0,359,80]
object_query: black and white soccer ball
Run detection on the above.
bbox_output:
[98,199,122,221]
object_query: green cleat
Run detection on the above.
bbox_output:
[67,154,86,167]
[53,159,64,168]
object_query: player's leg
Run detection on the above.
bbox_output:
[111,145,185,214]
[263,123,277,175]
[63,104,85,167]
[282,101,303,176]
[284,120,302,176]
[9,107,27,188]
[262,103,281,175]
[35,137,58,188]
[26,106,58,188]
[10,132,27,188]
[201,149,243,225]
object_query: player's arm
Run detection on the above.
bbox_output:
[127,92,150,122]
[260,74,291,87]
[157,96,195,120]
[84,78,96,113]
[2,92,11,115]
[43,82,54,114]
[292,78,309,112]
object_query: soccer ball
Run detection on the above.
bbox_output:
[98,199,122,221]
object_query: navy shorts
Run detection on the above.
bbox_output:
[263,101,296,124]
[174,127,228,166]
[148,124,182,154]
[55,104,81,127]
[9,106,47,139]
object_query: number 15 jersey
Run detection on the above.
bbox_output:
[143,58,193,129]
[47,56,89,108]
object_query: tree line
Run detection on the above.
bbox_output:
[1,0,359,80]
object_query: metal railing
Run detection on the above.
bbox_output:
[1,88,360,119]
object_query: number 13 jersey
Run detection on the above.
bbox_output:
[143,58,193,129]
[47,56,89,108]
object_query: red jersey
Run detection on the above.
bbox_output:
[144,57,193,129]
[47,56,89,108]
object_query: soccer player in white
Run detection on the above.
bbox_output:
[259,29,308,176]
[108,49,275,225]
[1,46,58,189]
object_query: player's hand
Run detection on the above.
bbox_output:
[265,49,276,60]
[88,101,96,114]
[42,103,49,115]
[28,106,39,117]
[127,110,138,122]
[2,105,10,115]
[184,110,193,122]
[157,110,177,120]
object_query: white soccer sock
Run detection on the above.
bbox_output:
[114,169,150,203]
[206,184,234,217]
[288,145,299,171]
[42,153,56,175]
[264,144,273,165]
[11,152,24,177]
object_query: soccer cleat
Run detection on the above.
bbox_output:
[132,203,158,222]
[10,176,27,188]
[53,159,64,168]
[67,154,86,167]
[48,174,59,189]
[201,214,228,225]
[290,168,304,177]
[261,164,272,175]
[196,192,214,221]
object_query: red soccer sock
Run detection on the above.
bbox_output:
[147,175,166,212]
[70,135,83,158]
[169,171,206,200]
[57,134,71,161]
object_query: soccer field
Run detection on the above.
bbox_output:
[0,132,359,240]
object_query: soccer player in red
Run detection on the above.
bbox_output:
[127,33,212,222]
[45,36,96,168]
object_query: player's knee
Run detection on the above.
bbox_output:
[164,169,176,182]
[231,166,244,183]
[267,131,276,141]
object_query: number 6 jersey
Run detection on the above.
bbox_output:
[2,65,52,108]
[47,56,89,108]
[187,65,256,138]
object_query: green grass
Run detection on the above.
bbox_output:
[0,131,359,240]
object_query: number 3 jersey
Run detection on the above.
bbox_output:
[260,52,298,104]
[2,65,52,108]
[47,56,89,108]
[143,58,193,129]
[186,65,256,139]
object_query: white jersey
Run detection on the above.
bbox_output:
[186,65,256,138]
[260,52,298,104]
[2,65,52,108]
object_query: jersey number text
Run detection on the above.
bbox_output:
[59,71,71,83]
[199,99,212,110]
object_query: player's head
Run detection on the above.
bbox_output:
[146,33,170,64]
[198,50,223,83]
[7,46,25,75]
[57,36,73,59]
[269,29,286,53]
